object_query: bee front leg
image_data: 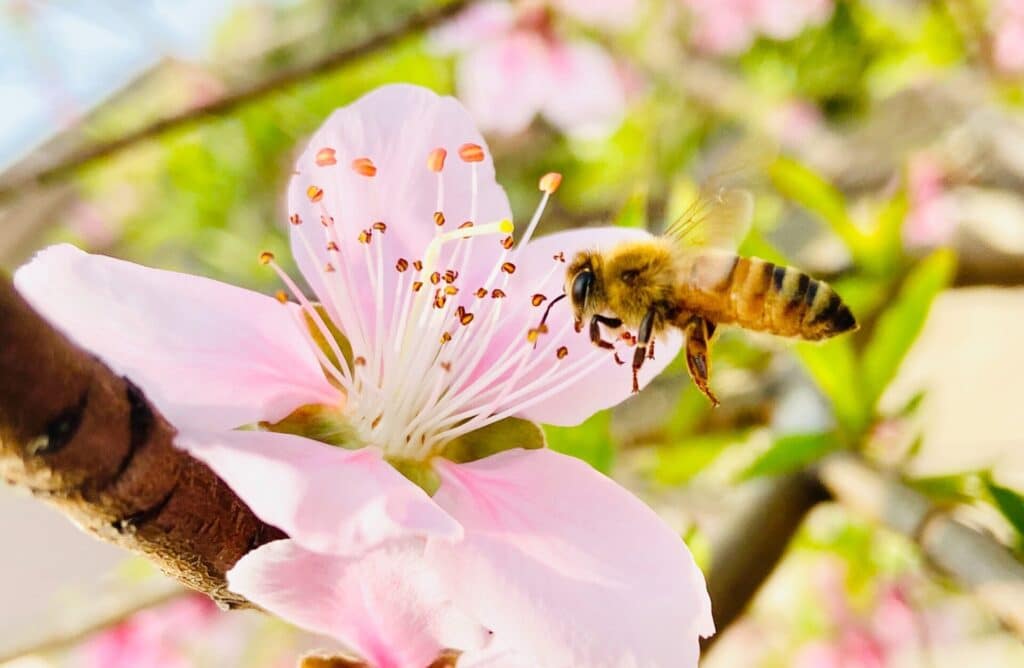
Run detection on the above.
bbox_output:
[589,314,622,350]
[631,308,658,393]
[684,316,720,407]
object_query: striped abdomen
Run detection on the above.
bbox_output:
[677,253,857,340]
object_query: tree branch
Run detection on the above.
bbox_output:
[0,0,471,204]
[0,580,187,663]
[701,472,828,650]
[0,276,284,608]
[818,453,1024,638]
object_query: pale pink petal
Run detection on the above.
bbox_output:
[474,227,684,426]
[14,244,338,432]
[228,539,491,668]
[994,19,1024,73]
[753,0,833,41]
[552,0,639,29]
[430,0,516,54]
[457,32,552,136]
[177,430,461,555]
[540,40,628,139]
[793,642,844,668]
[685,0,756,55]
[288,84,512,356]
[427,449,714,667]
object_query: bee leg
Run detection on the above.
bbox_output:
[589,314,622,350]
[631,308,658,393]
[685,317,720,407]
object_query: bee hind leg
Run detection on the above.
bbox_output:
[685,316,720,407]
[589,314,622,350]
[631,308,658,393]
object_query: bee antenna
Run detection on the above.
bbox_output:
[534,293,567,348]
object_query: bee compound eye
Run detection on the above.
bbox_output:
[571,271,594,307]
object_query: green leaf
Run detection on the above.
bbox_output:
[444,417,546,464]
[655,432,744,485]
[614,186,648,229]
[545,410,615,474]
[740,432,837,479]
[796,338,869,436]
[985,478,1024,541]
[909,473,975,504]
[768,157,866,257]
[861,249,956,407]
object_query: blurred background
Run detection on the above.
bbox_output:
[2,0,1024,666]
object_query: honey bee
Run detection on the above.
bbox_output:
[539,187,857,405]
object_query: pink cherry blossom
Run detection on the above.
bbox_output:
[433,1,630,137]
[77,594,219,668]
[992,0,1024,74]
[16,84,711,667]
[794,561,922,668]
[681,0,834,55]
[905,153,956,248]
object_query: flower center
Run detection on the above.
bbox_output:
[264,143,616,465]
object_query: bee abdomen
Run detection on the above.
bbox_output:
[725,257,857,340]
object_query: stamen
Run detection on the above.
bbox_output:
[440,331,452,344]
[421,219,514,275]
[553,251,566,262]
[275,290,288,304]
[325,263,336,273]
[501,236,514,250]
[326,241,339,252]
[412,281,424,292]
[258,251,275,265]
[516,172,562,250]
[430,271,441,285]
[396,258,409,272]
[475,288,488,298]
[358,230,372,244]
[434,211,446,227]
[531,294,547,306]
[306,186,324,202]
[289,213,302,226]
[458,143,484,163]
[556,346,569,359]
[316,148,337,166]
[501,262,516,274]
[372,221,387,233]
[491,289,506,298]
[321,214,333,226]
[351,157,377,177]
[427,148,447,172]
[413,260,424,271]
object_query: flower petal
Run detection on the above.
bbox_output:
[14,244,338,432]
[176,429,461,555]
[468,227,684,427]
[287,84,512,357]
[228,539,490,668]
[428,449,714,668]
[456,33,551,136]
[540,40,627,139]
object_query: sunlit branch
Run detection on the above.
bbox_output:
[0,276,284,609]
[0,0,473,205]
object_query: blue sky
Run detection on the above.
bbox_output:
[0,0,253,170]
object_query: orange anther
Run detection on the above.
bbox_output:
[539,172,563,194]
[458,143,485,163]
[396,258,409,272]
[351,157,377,176]
[434,211,446,227]
[491,288,506,299]
[501,262,516,274]
[531,294,547,307]
[275,290,288,304]
[358,230,372,244]
[460,312,475,326]
[259,251,275,265]
[556,346,569,359]
[306,186,324,202]
[289,213,302,225]
[326,241,339,252]
[440,331,452,344]
[475,287,488,298]
[501,236,514,249]
[315,148,337,166]
[427,147,447,172]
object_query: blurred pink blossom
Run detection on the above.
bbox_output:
[795,561,922,668]
[77,595,219,668]
[681,0,834,55]
[433,1,631,137]
[18,85,712,667]
[905,154,956,248]
[992,0,1024,74]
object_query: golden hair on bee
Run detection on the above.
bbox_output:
[554,187,858,405]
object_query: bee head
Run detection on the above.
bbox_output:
[566,251,602,320]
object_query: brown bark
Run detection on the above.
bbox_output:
[701,472,827,650]
[0,275,284,607]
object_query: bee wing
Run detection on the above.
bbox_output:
[665,187,754,251]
